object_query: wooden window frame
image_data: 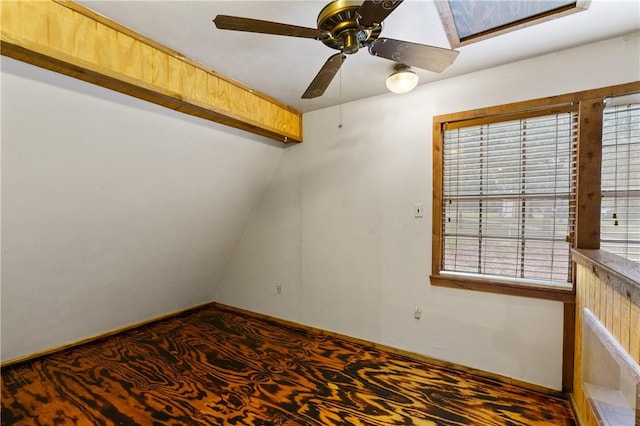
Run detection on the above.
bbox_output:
[439,105,578,294]
[431,82,640,302]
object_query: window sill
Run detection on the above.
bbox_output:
[430,273,575,302]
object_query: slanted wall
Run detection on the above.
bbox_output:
[1,57,284,362]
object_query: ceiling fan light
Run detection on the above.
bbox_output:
[386,66,418,94]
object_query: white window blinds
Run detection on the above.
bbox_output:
[442,110,577,286]
[601,95,640,262]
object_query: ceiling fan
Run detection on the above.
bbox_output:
[213,0,459,99]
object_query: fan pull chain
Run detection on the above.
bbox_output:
[338,65,343,129]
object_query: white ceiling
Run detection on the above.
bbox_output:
[78,1,640,113]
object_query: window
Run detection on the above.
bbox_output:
[431,82,640,300]
[600,94,640,262]
[440,109,576,289]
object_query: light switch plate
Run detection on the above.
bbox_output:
[414,203,424,218]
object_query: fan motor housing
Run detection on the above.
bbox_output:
[317,0,382,53]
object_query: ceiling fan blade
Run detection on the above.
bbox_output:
[213,15,324,39]
[302,53,346,99]
[369,38,459,73]
[357,0,404,27]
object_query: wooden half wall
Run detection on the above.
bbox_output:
[0,0,303,144]
[571,249,640,425]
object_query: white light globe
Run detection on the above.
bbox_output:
[386,69,419,94]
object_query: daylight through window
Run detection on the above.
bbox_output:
[441,110,577,287]
[601,94,640,262]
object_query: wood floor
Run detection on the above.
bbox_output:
[1,304,576,425]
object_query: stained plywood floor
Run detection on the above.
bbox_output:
[1,304,576,425]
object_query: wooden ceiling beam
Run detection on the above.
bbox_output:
[1,0,303,144]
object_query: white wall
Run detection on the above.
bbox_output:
[216,33,640,390]
[0,57,284,361]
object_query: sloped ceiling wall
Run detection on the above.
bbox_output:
[0,57,284,362]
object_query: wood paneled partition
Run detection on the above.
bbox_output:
[0,0,303,144]
[571,249,640,425]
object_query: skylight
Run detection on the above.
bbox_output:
[436,0,591,47]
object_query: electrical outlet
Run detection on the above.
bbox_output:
[414,307,422,319]
[276,285,282,294]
